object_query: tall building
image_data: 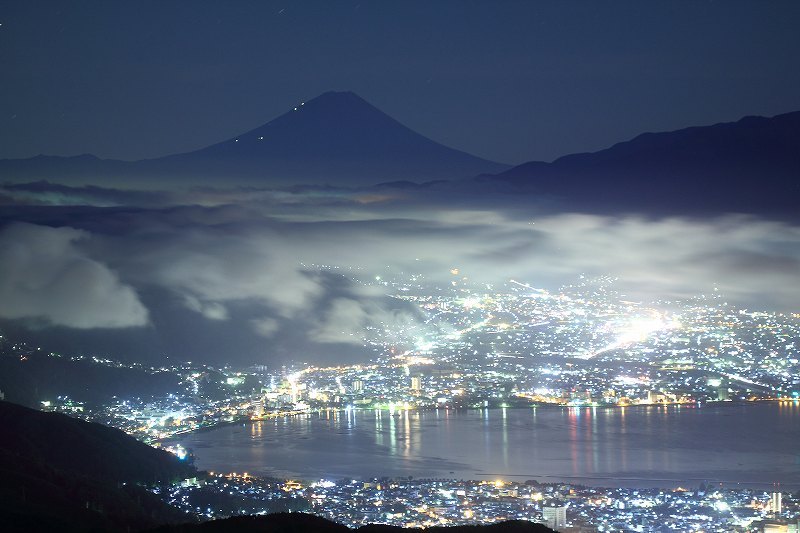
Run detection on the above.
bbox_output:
[771,491,782,515]
[717,386,730,401]
[410,375,422,391]
[648,390,666,404]
[543,504,567,530]
[352,379,364,392]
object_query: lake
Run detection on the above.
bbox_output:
[173,402,800,489]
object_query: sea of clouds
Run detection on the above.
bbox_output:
[1,181,798,364]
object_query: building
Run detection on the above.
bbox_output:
[410,375,422,391]
[717,386,730,401]
[763,522,788,533]
[543,504,568,530]
[770,491,782,515]
[648,390,666,404]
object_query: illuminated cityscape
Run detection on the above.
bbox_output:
[3,274,799,531]
[10,274,797,442]
[154,475,800,532]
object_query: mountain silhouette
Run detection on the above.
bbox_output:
[0,91,508,187]
[483,110,800,216]
[2,98,797,214]
[0,400,195,532]
[152,513,556,533]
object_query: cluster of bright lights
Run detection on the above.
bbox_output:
[582,312,681,359]
[414,338,437,352]
[460,296,483,309]
[165,444,188,460]
[615,314,680,345]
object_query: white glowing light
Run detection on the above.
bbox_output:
[583,313,680,359]
[461,296,482,309]
[616,316,675,345]
[415,338,436,351]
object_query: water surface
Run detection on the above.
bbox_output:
[175,402,800,488]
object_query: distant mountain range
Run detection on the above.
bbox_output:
[482,110,800,216]
[0,91,509,187]
[1,92,797,216]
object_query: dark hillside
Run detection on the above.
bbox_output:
[151,512,556,532]
[0,352,178,408]
[0,400,195,532]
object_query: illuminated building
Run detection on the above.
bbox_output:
[647,390,666,404]
[717,378,730,401]
[543,504,567,530]
[771,491,783,515]
[763,523,789,533]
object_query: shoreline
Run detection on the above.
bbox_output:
[160,397,794,442]
[203,468,800,492]
[162,400,800,492]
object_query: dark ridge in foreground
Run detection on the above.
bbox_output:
[0,400,196,532]
[150,512,556,533]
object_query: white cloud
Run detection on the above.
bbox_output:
[4,192,800,364]
[0,223,149,328]
[251,317,279,337]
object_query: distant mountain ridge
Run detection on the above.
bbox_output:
[484,110,800,216]
[0,91,509,187]
[2,97,797,216]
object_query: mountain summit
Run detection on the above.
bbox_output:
[146,91,510,185]
[0,92,509,187]
[195,91,477,159]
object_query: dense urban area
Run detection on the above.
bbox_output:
[2,275,799,532]
[157,475,798,532]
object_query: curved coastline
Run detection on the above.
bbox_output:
[168,400,800,490]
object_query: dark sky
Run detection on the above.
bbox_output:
[1,0,799,165]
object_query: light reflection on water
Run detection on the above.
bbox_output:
[177,401,800,489]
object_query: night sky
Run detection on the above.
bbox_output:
[2,0,800,165]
